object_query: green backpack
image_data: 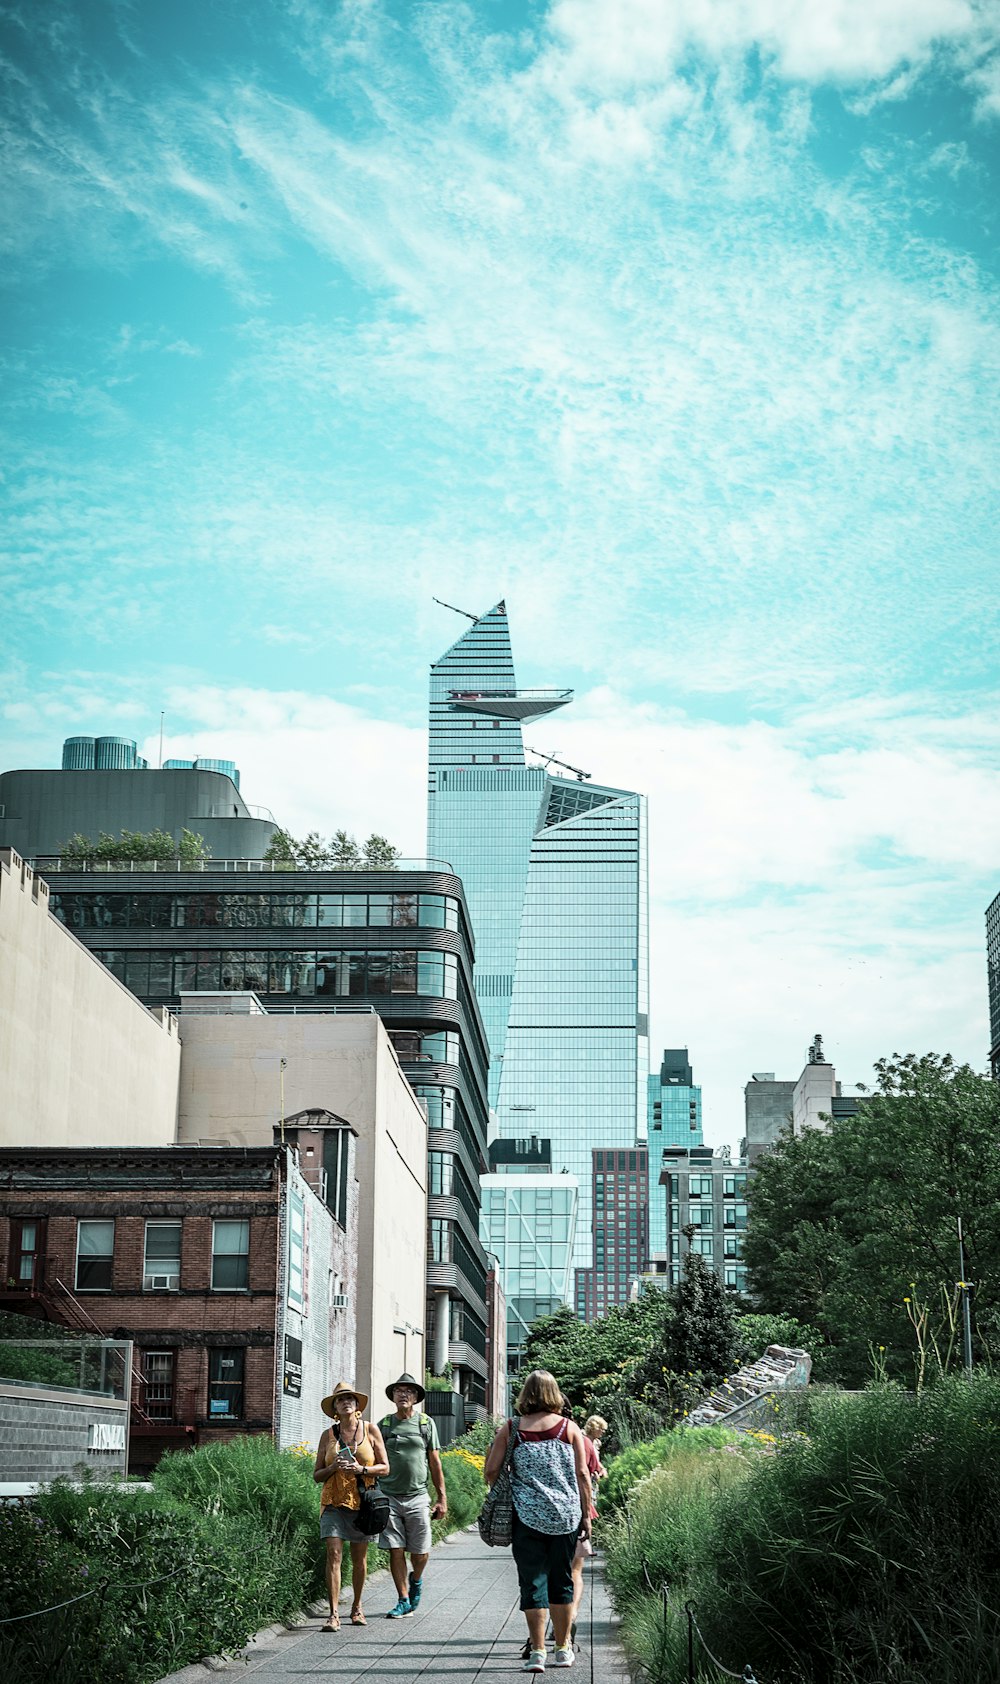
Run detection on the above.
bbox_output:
[380,1411,434,1454]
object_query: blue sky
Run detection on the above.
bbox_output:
[2,0,999,1144]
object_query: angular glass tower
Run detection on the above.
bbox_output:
[429,602,649,1279]
[647,1048,703,1257]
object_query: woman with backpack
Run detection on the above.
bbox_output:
[484,1369,593,1672]
[313,1381,389,1631]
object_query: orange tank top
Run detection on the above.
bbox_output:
[321,1419,375,1510]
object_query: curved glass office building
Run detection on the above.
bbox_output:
[429,602,649,1289]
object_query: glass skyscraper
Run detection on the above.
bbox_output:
[428,601,649,1282]
[647,1047,703,1257]
[480,1174,578,1373]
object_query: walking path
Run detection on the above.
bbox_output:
[161,1530,630,1684]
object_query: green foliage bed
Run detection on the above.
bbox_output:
[0,1432,483,1684]
[604,1376,1000,1684]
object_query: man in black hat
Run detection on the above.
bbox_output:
[378,1371,447,1618]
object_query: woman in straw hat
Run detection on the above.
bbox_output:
[313,1381,389,1631]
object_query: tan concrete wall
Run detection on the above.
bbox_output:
[792,1061,837,1135]
[0,850,180,1147]
[176,1009,428,1413]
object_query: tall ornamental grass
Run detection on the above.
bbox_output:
[613,1376,1000,1684]
[599,1424,742,1519]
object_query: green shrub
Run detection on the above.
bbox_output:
[603,1437,758,1609]
[621,1376,1000,1684]
[434,1449,487,1534]
[599,1425,740,1519]
[447,1415,503,1456]
[0,1480,309,1684]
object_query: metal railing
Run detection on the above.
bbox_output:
[31,856,454,875]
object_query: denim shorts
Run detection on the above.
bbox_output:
[320,1504,370,1544]
[511,1510,577,1610]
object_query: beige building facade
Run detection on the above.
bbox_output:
[176,1004,428,1410]
[0,849,180,1148]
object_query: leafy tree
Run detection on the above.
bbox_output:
[261,827,400,869]
[523,1290,670,1410]
[743,1053,1000,1384]
[362,833,400,868]
[328,829,361,868]
[58,828,206,866]
[662,1238,739,1380]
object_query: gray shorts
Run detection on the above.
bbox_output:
[321,1504,370,1544]
[379,1491,432,1553]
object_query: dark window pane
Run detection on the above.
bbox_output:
[125,953,149,994]
[392,894,418,927]
[242,952,267,994]
[348,954,368,995]
[391,951,417,993]
[196,951,221,990]
[149,896,172,928]
[366,952,391,994]
[316,952,345,996]
[208,1348,244,1418]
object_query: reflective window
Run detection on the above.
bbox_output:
[76,1219,114,1291]
[429,1218,451,1262]
[208,1348,244,1418]
[212,1220,249,1290]
[144,1221,181,1290]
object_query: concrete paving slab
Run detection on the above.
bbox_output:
[210,1532,632,1684]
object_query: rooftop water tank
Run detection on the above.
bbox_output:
[62,736,95,770]
[95,736,137,770]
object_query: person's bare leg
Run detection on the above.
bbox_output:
[324,1538,342,1627]
[349,1540,368,1618]
[525,1607,547,1652]
[570,1555,584,1622]
[551,1603,573,1648]
[408,1549,429,1591]
[389,1547,409,1600]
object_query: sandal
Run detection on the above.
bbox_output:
[351,1609,367,1626]
[322,1614,340,1632]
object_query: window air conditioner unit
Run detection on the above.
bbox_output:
[331,1293,349,1308]
[145,1273,180,1291]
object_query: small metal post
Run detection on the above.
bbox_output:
[957,1217,973,1374]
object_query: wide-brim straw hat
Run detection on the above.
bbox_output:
[385,1370,426,1403]
[322,1380,369,1417]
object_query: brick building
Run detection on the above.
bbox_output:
[575,1146,649,1320]
[0,1142,357,1473]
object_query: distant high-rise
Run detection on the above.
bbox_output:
[987,891,1000,1080]
[428,601,648,1282]
[647,1048,703,1256]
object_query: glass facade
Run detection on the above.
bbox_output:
[429,602,648,1288]
[647,1048,703,1255]
[988,889,1000,1079]
[479,1174,578,1370]
[659,1147,748,1292]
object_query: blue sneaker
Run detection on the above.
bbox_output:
[408,1573,423,1609]
[386,1598,413,1619]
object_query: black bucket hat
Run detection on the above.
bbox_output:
[385,1371,426,1403]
